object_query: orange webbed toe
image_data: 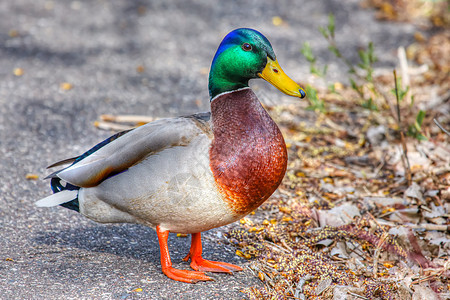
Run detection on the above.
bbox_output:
[183,232,243,274]
[184,255,243,273]
[162,266,213,283]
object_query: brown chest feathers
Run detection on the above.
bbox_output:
[209,88,287,216]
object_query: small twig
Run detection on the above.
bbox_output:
[100,114,154,124]
[368,212,388,234]
[377,210,396,219]
[376,219,450,232]
[324,117,347,132]
[434,118,450,136]
[330,255,345,261]
[345,241,372,262]
[280,239,294,253]
[246,262,260,277]
[347,291,369,300]
[324,162,367,179]
[411,274,440,285]
[265,241,291,254]
[94,120,134,131]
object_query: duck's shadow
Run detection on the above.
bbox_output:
[33,223,241,265]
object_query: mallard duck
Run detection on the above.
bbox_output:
[36,28,306,283]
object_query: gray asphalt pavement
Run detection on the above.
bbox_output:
[0,0,416,299]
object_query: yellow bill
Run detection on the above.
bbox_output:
[258,57,306,98]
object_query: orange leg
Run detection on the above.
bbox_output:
[156,226,212,283]
[183,232,243,273]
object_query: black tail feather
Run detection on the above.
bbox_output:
[50,178,80,212]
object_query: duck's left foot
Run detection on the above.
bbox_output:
[183,255,243,273]
[183,232,243,273]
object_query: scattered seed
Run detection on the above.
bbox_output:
[272,16,283,26]
[13,68,24,76]
[9,29,19,38]
[136,65,145,73]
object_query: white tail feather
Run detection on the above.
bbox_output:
[35,190,78,207]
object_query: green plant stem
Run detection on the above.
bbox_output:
[393,70,412,185]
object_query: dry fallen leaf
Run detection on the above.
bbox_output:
[60,82,73,91]
[25,173,39,180]
[13,68,24,76]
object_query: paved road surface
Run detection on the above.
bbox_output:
[0,0,415,299]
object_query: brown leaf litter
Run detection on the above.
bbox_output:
[93,3,449,296]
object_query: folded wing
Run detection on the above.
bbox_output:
[54,113,212,188]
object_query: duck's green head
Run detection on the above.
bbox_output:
[209,28,306,101]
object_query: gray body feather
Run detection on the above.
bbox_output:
[38,114,237,233]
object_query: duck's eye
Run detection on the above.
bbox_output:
[241,43,252,51]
